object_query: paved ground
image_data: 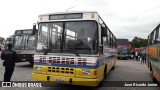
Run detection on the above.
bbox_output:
[0,53,159,90]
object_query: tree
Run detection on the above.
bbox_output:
[130,37,148,48]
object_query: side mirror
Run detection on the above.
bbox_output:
[101,27,107,37]
[32,23,36,35]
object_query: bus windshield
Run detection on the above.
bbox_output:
[38,21,98,54]
[13,35,37,50]
[118,48,128,54]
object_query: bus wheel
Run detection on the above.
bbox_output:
[97,66,106,88]
[104,65,107,79]
[111,65,115,70]
[150,63,152,71]
[152,71,157,83]
[97,81,103,88]
[29,60,33,65]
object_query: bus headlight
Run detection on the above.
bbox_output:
[35,66,42,71]
[82,69,90,75]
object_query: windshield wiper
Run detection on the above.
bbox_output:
[43,49,50,55]
[73,47,92,56]
[73,45,80,57]
[73,49,80,57]
[66,42,80,57]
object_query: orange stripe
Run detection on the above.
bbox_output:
[148,46,158,58]
[153,70,160,82]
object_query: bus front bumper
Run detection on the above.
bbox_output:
[32,73,101,87]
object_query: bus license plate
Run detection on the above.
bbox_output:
[54,78,65,82]
[22,59,26,61]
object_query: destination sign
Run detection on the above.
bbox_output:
[49,13,83,20]
[15,30,33,35]
[15,31,22,34]
[23,30,32,34]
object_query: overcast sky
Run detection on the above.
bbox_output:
[0,0,160,41]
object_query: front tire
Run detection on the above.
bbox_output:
[150,63,152,71]
[29,60,33,65]
[97,65,107,87]
[124,57,127,60]
[152,71,157,83]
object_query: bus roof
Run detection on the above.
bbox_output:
[117,39,129,45]
[148,23,160,37]
[39,11,98,16]
[38,11,101,22]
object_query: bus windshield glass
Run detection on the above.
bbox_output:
[118,48,128,54]
[38,21,98,54]
[13,35,37,50]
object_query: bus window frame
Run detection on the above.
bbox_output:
[155,28,160,43]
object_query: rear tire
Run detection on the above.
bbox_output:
[104,65,107,79]
[111,65,115,70]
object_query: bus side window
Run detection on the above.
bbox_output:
[103,37,107,46]
[101,25,107,47]
[111,34,113,47]
[156,28,160,43]
[150,32,154,45]
[152,31,157,44]
[28,36,36,46]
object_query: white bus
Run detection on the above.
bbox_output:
[32,11,117,87]
[3,29,38,65]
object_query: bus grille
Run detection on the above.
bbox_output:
[48,66,74,74]
[48,57,90,65]
[34,55,97,66]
